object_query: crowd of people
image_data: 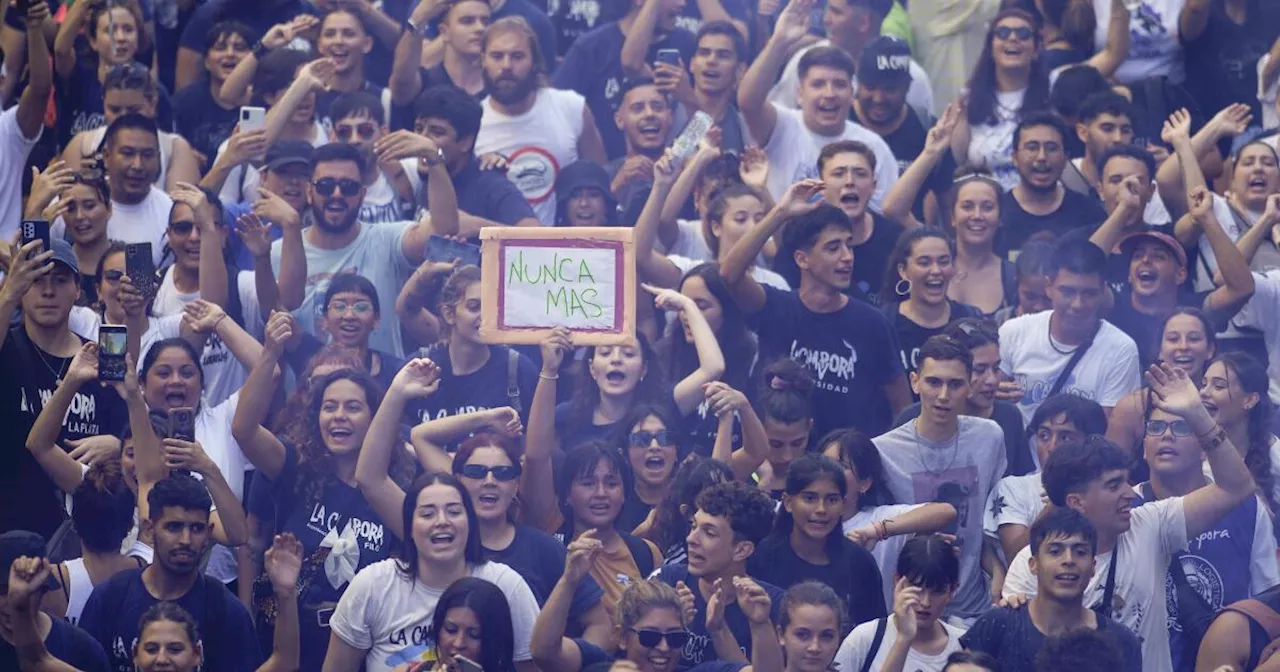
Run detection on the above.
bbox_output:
[2,0,1280,670]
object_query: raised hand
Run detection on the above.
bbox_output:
[110,353,142,401]
[539,327,573,375]
[1188,185,1214,221]
[892,576,920,639]
[705,578,727,631]
[409,0,450,26]
[653,58,692,102]
[846,524,880,551]
[485,406,524,437]
[391,358,443,398]
[733,576,772,625]
[651,150,680,189]
[564,529,602,585]
[162,439,219,475]
[374,130,441,163]
[225,128,269,166]
[1208,103,1253,139]
[774,0,813,45]
[67,435,122,466]
[776,178,825,217]
[170,182,216,227]
[1160,107,1192,146]
[253,187,301,230]
[264,533,304,596]
[41,199,71,224]
[7,556,53,608]
[300,57,337,91]
[182,299,229,334]
[739,147,769,190]
[27,161,74,218]
[675,580,698,626]
[642,282,694,313]
[1145,361,1208,422]
[1117,175,1143,213]
[924,101,962,157]
[66,341,100,384]
[235,213,274,259]
[703,381,748,418]
[118,273,146,319]
[0,239,54,304]
[263,310,296,355]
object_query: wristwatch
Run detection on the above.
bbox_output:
[251,39,270,59]
[404,17,428,39]
[422,146,446,167]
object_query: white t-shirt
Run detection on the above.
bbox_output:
[188,392,247,584]
[215,122,330,206]
[983,473,1044,542]
[966,89,1024,191]
[358,171,412,225]
[759,105,900,210]
[832,615,966,672]
[269,222,416,358]
[52,188,171,266]
[475,88,586,226]
[1231,271,1280,404]
[1002,497,1189,672]
[1092,0,1186,85]
[843,503,928,606]
[0,107,42,242]
[998,310,1143,424]
[329,559,540,672]
[767,40,936,125]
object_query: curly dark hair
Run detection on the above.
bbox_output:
[694,479,776,545]
[271,345,366,451]
[647,456,735,555]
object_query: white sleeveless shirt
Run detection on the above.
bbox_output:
[474,87,586,226]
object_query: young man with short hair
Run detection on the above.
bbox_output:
[402,84,538,235]
[173,21,256,162]
[964,508,1142,672]
[719,181,910,439]
[0,240,128,538]
[683,21,749,151]
[998,112,1106,258]
[812,139,900,301]
[998,238,1141,425]
[985,394,1109,562]
[738,0,898,205]
[390,0,491,103]
[79,473,260,672]
[608,79,673,210]
[873,335,1007,624]
[328,91,416,224]
[1062,92,1140,199]
[1001,366,1261,672]
[652,480,782,669]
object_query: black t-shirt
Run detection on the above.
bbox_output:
[750,286,905,439]
[405,344,538,425]
[650,564,785,670]
[960,605,1143,672]
[773,212,901,306]
[746,536,887,631]
[1106,289,1210,370]
[172,78,238,162]
[0,617,110,671]
[55,58,175,150]
[893,400,1035,477]
[0,325,128,538]
[1182,3,1280,126]
[484,524,605,615]
[540,0,626,58]
[850,106,955,222]
[997,188,1107,258]
[882,300,982,392]
[263,442,395,672]
[79,568,262,672]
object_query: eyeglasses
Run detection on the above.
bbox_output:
[629,628,690,649]
[993,26,1034,41]
[169,220,196,235]
[328,300,374,315]
[629,430,677,448]
[334,123,378,142]
[457,464,522,482]
[313,177,362,197]
[1145,419,1193,437]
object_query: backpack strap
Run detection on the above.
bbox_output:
[859,617,889,672]
[506,348,522,414]
[621,533,654,579]
[1227,599,1280,640]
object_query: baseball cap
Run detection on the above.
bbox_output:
[1119,230,1187,268]
[264,140,313,172]
[857,36,912,90]
[49,238,79,275]
[0,530,46,591]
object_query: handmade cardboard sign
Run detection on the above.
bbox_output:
[479,227,636,345]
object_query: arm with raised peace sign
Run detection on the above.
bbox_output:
[718,178,824,313]
[881,100,961,228]
[645,282,725,415]
[1146,361,1255,540]
[531,530,602,671]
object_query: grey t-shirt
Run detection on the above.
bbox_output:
[872,415,1008,619]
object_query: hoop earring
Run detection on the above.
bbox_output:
[895,279,911,297]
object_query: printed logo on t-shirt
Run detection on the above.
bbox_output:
[909,464,979,534]
[306,502,386,554]
[20,387,104,435]
[385,627,437,669]
[1129,4,1171,60]
[507,147,561,204]
[1166,552,1225,631]
[789,339,857,393]
[1017,371,1095,409]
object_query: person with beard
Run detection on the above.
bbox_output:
[328,92,415,225]
[476,17,608,226]
[172,21,256,164]
[962,508,1142,672]
[78,473,260,672]
[996,112,1106,258]
[679,21,748,153]
[767,0,932,125]
[270,136,459,358]
[1002,363,1260,672]
[608,80,673,214]
[0,240,128,539]
[556,0,695,160]
[738,0,899,206]
[398,84,539,235]
[1061,93,1144,204]
[812,140,900,302]
[391,0,490,105]
[313,8,393,128]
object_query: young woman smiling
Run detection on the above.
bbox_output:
[1199,352,1280,517]
[944,174,1015,315]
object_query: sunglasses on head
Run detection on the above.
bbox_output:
[457,464,522,482]
[629,430,677,448]
[1145,419,1193,437]
[993,26,1034,41]
[629,628,689,649]
[313,177,362,197]
[169,220,196,235]
[335,122,377,142]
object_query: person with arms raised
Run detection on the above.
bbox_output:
[718,180,910,440]
[0,0,51,240]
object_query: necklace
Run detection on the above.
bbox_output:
[33,343,69,385]
[912,419,961,477]
[1047,313,1082,355]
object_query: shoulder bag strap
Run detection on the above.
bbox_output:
[1099,542,1120,618]
[507,348,522,415]
[1046,327,1098,399]
[860,617,889,672]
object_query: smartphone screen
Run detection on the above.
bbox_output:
[169,407,196,442]
[98,325,128,382]
[656,48,681,65]
[425,235,481,267]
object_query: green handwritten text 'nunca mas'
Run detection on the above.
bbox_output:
[507,250,606,319]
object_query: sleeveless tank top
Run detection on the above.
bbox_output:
[60,558,93,625]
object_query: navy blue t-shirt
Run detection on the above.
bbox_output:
[486,524,605,628]
[78,568,261,672]
[264,442,397,672]
[961,604,1143,672]
[0,617,110,672]
[406,344,538,425]
[750,285,905,440]
[882,299,983,393]
[553,21,696,159]
[746,536,887,631]
[172,78,240,162]
[651,564,785,670]
[421,158,538,232]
